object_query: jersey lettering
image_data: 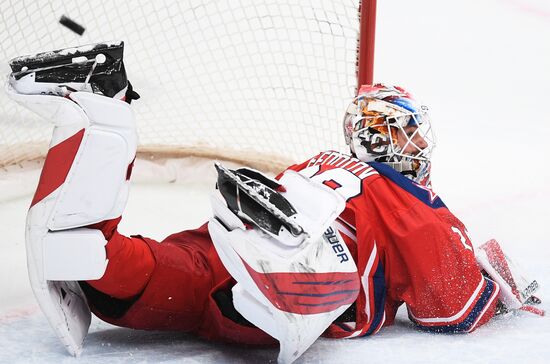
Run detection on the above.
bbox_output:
[301,152,378,201]
[306,151,377,180]
[323,227,349,263]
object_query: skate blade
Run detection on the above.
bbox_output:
[9,41,124,79]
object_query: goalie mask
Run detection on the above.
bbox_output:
[343,84,435,186]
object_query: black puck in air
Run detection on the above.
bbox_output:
[59,15,85,35]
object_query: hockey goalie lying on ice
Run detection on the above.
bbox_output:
[5,42,543,364]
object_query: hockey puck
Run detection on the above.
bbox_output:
[59,15,85,35]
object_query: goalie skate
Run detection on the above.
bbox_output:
[9,41,138,101]
[214,163,307,246]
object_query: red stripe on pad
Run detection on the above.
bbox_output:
[519,305,545,316]
[30,129,85,207]
[126,157,136,180]
[241,258,359,315]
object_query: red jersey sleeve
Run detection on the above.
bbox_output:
[361,165,500,333]
[381,200,499,332]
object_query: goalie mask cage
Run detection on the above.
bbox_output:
[0,0,375,175]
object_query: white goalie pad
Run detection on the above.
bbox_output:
[10,87,138,356]
[209,169,359,364]
[43,229,108,280]
[25,227,108,356]
[49,92,137,229]
[6,79,90,145]
[476,239,541,312]
[49,127,133,229]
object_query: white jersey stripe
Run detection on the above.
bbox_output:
[334,220,356,242]
[467,279,500,332]
[344,241,381,338]
[336,216,356,233]
[372,311,386,335]
[361,241,378,321]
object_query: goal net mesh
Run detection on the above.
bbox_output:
[0,0,361,172]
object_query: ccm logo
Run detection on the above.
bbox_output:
[323,227,349,263]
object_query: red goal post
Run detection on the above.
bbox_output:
[0,0,376,176]
[358,0,376,88]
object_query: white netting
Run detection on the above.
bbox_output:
[0,0,360,171]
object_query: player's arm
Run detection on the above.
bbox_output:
[386,212,500,333]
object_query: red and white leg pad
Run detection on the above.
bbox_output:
[7,86,137,355]
[476,239,544,316]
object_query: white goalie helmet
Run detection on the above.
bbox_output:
[343,83,435,186]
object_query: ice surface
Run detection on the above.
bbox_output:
[1,0,550,362]
[1,307,548,363]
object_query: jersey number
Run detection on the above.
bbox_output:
[300,166,362,200]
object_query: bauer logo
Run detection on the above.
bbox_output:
[323,227,349,263]
[520,280,539,301]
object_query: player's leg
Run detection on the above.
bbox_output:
[81,223,220,333]
[85,218,155,300]
[6,42,139,355]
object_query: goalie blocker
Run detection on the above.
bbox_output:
[209,164,360,364]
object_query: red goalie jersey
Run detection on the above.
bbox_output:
[84,151,499,343]
[288,151,499,337]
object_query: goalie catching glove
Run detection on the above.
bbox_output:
[476,239,544,316]
[208,164,360,364]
